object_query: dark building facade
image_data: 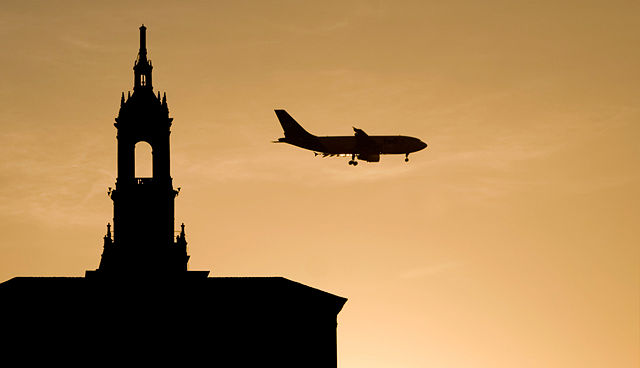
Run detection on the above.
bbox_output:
[1,26,346,367]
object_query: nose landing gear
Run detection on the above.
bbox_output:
[405,153,410,162]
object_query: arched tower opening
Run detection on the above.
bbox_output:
[135,141,153,178]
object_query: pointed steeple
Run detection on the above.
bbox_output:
[138,24,147,61]
[133,24,153,91]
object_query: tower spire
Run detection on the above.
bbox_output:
[139,24,147,61]
[133,24,152,91]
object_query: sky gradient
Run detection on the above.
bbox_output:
[0,1,638,367]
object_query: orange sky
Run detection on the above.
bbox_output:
[0,1,638,367]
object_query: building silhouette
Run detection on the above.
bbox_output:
[0,26,346,366]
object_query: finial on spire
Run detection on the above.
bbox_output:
[106,223,112,238]
[180,223,186,237]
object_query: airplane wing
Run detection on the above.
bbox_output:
[353,127,378,152]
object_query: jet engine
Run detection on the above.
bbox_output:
[357,153,380,162]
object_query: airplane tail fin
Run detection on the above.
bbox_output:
[274,110,315,139]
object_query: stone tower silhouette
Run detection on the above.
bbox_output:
[96,25,188,274]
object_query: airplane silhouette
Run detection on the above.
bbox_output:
[274,109,428,165]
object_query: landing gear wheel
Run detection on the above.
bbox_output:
[349,154,358,166]
[405,153,410,162]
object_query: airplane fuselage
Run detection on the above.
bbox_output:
[279,135,426,155]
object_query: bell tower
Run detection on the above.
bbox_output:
[95,25,189,275]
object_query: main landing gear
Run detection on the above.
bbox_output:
[405,153,410,162]
[348,154,358,166]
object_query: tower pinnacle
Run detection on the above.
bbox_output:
[133,24,152,90]
[139,24,147,60]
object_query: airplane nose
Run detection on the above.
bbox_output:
[419,140,427,150]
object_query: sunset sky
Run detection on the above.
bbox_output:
[0,1,638,367]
